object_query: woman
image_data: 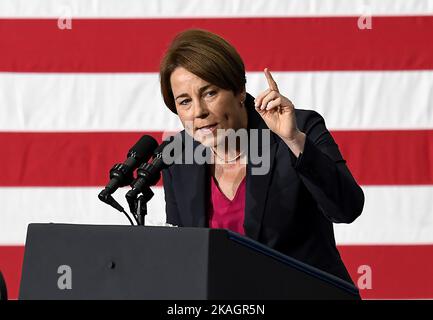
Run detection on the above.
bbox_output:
[159,29,364,285]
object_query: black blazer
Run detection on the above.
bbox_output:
[162,92,364,284]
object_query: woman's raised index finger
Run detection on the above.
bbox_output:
[264,68,279,92]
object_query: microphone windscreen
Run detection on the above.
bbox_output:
[127,135,159,162]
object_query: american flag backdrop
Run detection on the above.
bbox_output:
[1,0,433,300]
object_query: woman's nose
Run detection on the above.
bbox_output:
[193,100,208,118]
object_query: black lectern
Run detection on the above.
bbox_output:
[19,224,359,300]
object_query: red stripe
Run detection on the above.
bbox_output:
[338,245,433,300]
[1,17,433,72]
[1,245,432,300]
[1,130,432,186]
[0,132,165,187]
[332,130,433,186]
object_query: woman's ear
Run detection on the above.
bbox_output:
[239,88,247,106]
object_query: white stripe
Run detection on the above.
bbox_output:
[0,73,183,132]
[1,71,433,131]
[0,0,432,17]
[1,186,433,245]
[334,186,433,245]
[0,187,168,245]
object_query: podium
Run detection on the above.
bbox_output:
[19,224,359,300]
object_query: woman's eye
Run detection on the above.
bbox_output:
[179,91,215,105]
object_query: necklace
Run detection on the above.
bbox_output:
[210,147,245,163]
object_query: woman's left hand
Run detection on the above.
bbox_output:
[254,68,306,156]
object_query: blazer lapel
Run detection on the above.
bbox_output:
[243,93,278,240]
[179,131,209,228]
[186,161,208,227]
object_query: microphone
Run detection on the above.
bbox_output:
[125,135,182,206]
[98,135,158,212]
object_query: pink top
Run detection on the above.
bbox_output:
[208,176,246,235]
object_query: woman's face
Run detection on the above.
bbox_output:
[170,67,247,147]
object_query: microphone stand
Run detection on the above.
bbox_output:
[126,137,177,225]
[0,271,7,301]
[130,186,154,226]
[126,160,160,226]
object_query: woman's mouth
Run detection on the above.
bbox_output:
[196,123,218,135]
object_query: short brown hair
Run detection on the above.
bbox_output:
[159,29,246,114]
